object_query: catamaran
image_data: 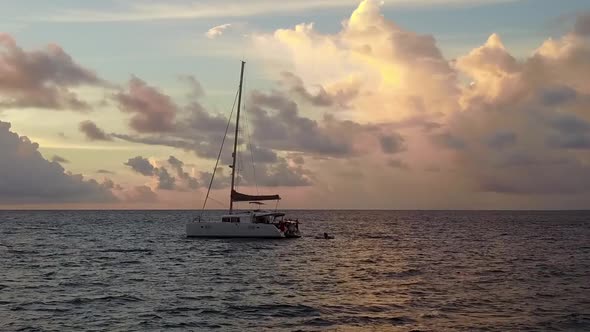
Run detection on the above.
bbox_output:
[186,61,301,239]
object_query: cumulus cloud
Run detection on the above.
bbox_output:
[0,121,116,204]
[79,120,112,141]
[22,0,588,208]
[242,0,590,205]
[253,0,458,123]
[0,33,104,111]
[168,155,199,189]
[125,155,199,190]
[119,185,157,203]
[237,156,313,187]
[249,90,405,157]
[125,156,155,176]
[280,71,360,108]
[206,23,232,39]
[114,76,178,133]
[436,11,590,196]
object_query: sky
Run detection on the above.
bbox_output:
[1,0,590,209]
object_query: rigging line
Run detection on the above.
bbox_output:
[242,91,259,195]
[236,117,243,189]
[207,195,228,209]
[198,87,239,220]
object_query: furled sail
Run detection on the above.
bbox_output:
[231,189,281,202]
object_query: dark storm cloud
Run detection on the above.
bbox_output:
[0,120,116,204]
[79,120,112,141]
[0,33,104,111]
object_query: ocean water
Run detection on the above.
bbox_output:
[1,210,589,331]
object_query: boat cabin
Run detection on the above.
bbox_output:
[221,211,285,224]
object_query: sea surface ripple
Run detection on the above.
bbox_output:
[1,210,589,331]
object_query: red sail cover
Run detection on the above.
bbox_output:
[231,189,281,202]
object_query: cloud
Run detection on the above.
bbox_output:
[253,0,458,123]
[436,11,590,196]
[249,90,349,155]
[119,185,157,203]
[114,76,178,133]
[240,2,590,205]
[206,23,232,39]
[51,155,69,163]
[38,0,513,22]
[387,159,410,170]
[0,120,116,204]
[237,157,313,187]
[12,0,587,208]
[125,156,155,176]
[96,169,115,174]
[125,155,199,190]
[574,11,590,36]
[485,131,517,150]
[154,167,176,190]
[279,71,360,108]
[249,90,404,157]
[168,155,199,189]
[111,76,402,164]
[248,144,278,163]
[79,120,112,141]
[0,33,104,111]
[179,75,205,98]
[379,134,405,154]
[431,132,467,150]
[545,113,590,149]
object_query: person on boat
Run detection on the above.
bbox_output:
[324,232,329,239]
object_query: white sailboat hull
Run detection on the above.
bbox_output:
[186,222,285,238]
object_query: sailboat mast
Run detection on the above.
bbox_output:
[229,61,245,214]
